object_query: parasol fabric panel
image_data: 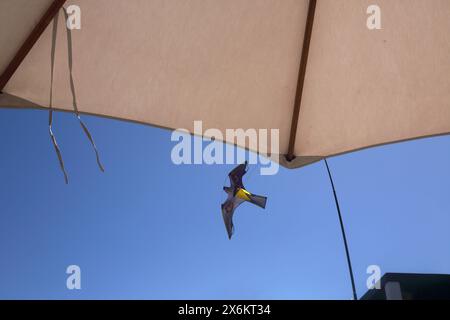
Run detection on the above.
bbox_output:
[291,0,450,168]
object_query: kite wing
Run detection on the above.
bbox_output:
[228,161,248,190]
[221,195,245,239]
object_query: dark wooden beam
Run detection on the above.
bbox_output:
[286,0,317,162]
[0,0,67,92]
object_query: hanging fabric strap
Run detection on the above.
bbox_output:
[63,9,104,172]
[49,12,69,184]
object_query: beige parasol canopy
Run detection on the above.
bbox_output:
[1,0,449,168]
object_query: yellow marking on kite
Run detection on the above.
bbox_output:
[236,188,251,201]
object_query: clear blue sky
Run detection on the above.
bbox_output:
[0,108,449,299]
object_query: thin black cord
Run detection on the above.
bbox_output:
[324,158,357,300]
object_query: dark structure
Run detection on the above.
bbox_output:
[362,273,450,300]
